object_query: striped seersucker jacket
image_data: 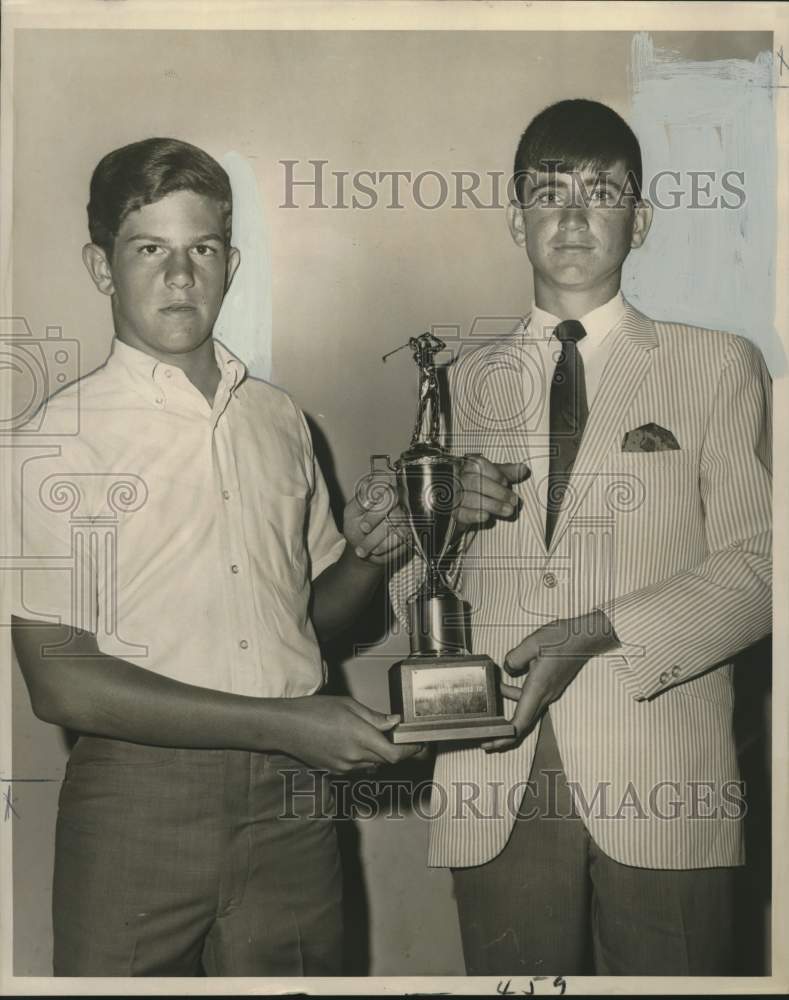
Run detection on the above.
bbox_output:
[390,303,772,870]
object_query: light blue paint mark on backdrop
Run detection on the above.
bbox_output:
[624,33,783,375]
[214,152,273,382]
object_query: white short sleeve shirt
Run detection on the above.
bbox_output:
[10,338,346,698]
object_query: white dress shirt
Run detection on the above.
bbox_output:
[11,338,346,698]
[525,292,627,528]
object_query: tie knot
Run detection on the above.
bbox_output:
[554,319,587,344]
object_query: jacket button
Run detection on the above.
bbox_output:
[543,572,557,588]
[659,670,670,685]
[671,665,681,677]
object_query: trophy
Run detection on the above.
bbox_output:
[373,333,515,744]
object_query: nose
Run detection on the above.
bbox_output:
[557,206,589,232]
[164,250,195,289]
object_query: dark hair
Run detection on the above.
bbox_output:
[87,137,233,255]
[513,99,642,204]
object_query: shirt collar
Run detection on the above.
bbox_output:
[213,339,247,390]
[529,291,627,350]
[107,337,247,392]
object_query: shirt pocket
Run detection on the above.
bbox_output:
[254,487,310,586]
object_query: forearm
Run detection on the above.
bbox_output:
[600,532,771,699]
[310,544,384,641]
[12,619,294,751]
[44,656,291,750]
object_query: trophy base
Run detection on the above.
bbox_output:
[390,716,514,745]
[388,653,515,746]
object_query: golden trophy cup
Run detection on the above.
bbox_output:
[374,333,515,744]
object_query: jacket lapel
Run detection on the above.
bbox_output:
[547,306,658,554]
[481,319,547,549]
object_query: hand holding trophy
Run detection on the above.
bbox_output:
[373,333,516,744]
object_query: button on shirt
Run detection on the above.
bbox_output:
[11,339,346,698]
[525,292,627,530]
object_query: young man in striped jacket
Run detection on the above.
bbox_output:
[393,98,772,976]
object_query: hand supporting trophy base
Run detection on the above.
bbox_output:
[376,333,515,745]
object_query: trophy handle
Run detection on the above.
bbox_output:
[394,455,464,599]
[434,487,462,595]
[429,453,463,582]
[354,455,402,533]
[370,454,395,475]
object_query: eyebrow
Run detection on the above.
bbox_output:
[529,173,625,193]
[530,178,564,192]
[125,233,225,244]
[587,175,624,192]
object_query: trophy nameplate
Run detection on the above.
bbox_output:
[375,333,514,745]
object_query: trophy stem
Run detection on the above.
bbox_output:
[407,586,467,657]
[423,561,444,600]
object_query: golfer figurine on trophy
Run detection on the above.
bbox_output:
[373,332,515,744]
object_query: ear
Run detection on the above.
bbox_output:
[507,202,528,250]
[630,200,653,249]
[224,246,241,293]
[82,243,115,296]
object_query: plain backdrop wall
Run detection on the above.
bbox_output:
[9,28,773,976]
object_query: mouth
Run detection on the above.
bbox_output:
[552,244,595,252]
[160,304,197,313]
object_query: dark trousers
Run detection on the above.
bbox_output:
[452,712,735,976]
[53,737,342,976]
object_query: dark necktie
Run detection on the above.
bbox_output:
[545,319,588,548]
